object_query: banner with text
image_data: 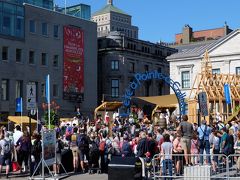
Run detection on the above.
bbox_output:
[43,130,56,166]
[63,26,84,102]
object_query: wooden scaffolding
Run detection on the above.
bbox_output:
[188,50,240,124]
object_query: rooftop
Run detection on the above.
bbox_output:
[92,3,129,16]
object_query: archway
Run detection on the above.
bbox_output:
[122,70,186,116]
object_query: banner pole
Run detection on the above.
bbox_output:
[20,97,23,130]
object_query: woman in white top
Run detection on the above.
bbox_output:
[161,133,173,180]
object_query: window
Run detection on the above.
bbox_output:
[158,82,162,96]
[236,67,240,75]
[111,79,119,98]
[3,16,11,32]
[144,65,149,72]
[41,83,46,97]
[111,60,119,70]
[181,71,190,89]
[1,79,9,100]
[53,25,59,38]
[145,82,150,96]
[42,22,48,36]
[15,80,23,98]
[53,84,59,97]
[0,3,24,38]
[41,53,47,66]
[53,55,59,67]
[16,16,24,37]
[212,68,220,74]
[29,51,35,64]
[129,62,135,73]
[16,49,22,62]
[2,47,8,61]
[29,20,36,33]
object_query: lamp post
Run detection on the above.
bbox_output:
[64,0,67,14]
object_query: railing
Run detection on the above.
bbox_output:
[151,153,240,179]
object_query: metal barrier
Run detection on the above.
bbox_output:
[151,153,240,180]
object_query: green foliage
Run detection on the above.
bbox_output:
[43,110,57,126]
[234,105,240,112]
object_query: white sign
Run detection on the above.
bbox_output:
[26,82,36,110]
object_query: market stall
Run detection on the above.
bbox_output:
[8,116,37,132]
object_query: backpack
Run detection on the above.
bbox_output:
[66,126,73,136]
[56,140,63,153]
[89,140,99,153]
[122,141,131,156]
[32,140,41,155]
[1,139,11,156]
[99,140,106,152]
[77,134,87,148]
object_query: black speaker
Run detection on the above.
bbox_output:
[108,156,137,180]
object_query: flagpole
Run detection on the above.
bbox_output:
[47,75,51,129]
[37,107,39,132]
[20,97,23,130]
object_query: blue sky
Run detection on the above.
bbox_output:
[55,0,240,43]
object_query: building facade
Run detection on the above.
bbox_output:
[98,31,177,104]
[94,0,176,108]
[91,0,138,38]
[167,29,240,116]
[174,24,232,45]
[0,2,97,120]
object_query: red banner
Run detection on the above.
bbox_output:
[63,26,84,101]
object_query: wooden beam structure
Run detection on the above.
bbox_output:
[188,50,240,124]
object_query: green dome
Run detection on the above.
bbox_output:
[92,4,129,16]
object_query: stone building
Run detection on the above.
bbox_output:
[0,1,97,119]
[167,29,240,115]
[92,0,138,38]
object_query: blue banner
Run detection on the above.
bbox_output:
[46,75,50,103]
[224,84,231,104]
[16,97,22,112]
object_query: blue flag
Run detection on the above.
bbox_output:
[16,97,22,112]
[224,84,231,104]
[46,74,50,103]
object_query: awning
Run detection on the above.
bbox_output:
[8,116,37,124]
[94,101,123,117]
[135,94,178,107]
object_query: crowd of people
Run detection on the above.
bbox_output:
[0,107,240,179]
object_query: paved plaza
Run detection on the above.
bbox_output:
[3,172,108,180]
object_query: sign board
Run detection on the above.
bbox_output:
[26,82,36,110]
[198,92,208,116]
[42,130,56,166]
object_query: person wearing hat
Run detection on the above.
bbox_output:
[197,119,212,165]
[0,132,14,178]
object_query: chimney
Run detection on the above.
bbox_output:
[107,0,113,5]
[182,24,192,44]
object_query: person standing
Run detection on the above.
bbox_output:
[13,125,23,163]
[77,129,89,173]
[177,115,193,166]
[0,132,14,179]
[197,120,211,165]
[161,134,173,180]
[16,131,31,173]
[172,133,183,176]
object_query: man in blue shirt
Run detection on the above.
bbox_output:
[197,120,212,165]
